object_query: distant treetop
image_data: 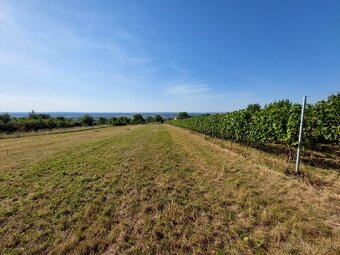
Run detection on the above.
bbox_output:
[177,112,190,120]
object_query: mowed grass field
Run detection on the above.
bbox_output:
[0,124,339,254]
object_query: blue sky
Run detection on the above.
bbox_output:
[0,0,339,112]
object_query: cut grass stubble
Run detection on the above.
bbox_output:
[0,124,339,254]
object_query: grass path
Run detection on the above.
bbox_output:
[0,124,339,254]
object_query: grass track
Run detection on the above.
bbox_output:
[0,124,339,254]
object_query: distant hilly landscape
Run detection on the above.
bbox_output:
[7,112,205,120]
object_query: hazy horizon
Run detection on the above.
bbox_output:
[4,111,207,121]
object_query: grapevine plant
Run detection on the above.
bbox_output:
[167,94,340,149]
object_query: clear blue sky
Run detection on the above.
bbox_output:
[0,0,339,112]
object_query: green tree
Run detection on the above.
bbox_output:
[38,114,51,119]
[98,117,107,125]
[146,116,155,123]
[28,110,39,119]
[108,117,117,125]
[177,112,190,120]
[115,116,130,126]
[56,116,66,121]
[154,115,163,123]
[246,103,261,113]
[0,113,11,124]
[81,115,94,126]
[28,110,50,119]
[132,114,145,124]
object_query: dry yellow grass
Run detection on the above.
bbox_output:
[0,124,339,254]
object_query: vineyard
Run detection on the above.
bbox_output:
[167,94,340,148]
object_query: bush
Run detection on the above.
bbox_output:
[81,115,94,126]
[146,115,163,123]
[0,112,113,133]
[98,117,107,125]
[177,112,190,120]
[146,116,154,123]
[108,117,117,125]
[0,122,16,132]
[154,115,163,123]
[0,113,11,124]
[28,110,51,120]
[114,116,131,126]
[132,114,145,124]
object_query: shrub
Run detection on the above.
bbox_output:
[146,116,155,123]
[0,113,11,124]
[154,115,163,123]
[132,114,145,124]
[98,117,107,125]
[81,115,94,126]
[177,112,190,120]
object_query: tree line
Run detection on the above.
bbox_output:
[167,94,339,148]
[0,111,164,133]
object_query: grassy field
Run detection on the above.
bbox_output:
[0,124,339,254]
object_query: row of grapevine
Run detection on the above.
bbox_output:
[167,94,340,148]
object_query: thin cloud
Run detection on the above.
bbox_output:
[170,64,188,75]
[166,83,210,96]
[0,94,89,112]
[0,2,17,29]
[1,0,150,66]
[30,24,149,65]
[91,42,150,65]
[113,29,137,42]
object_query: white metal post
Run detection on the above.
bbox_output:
[295,96,307,174]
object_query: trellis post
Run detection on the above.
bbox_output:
[295,96,307,174]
